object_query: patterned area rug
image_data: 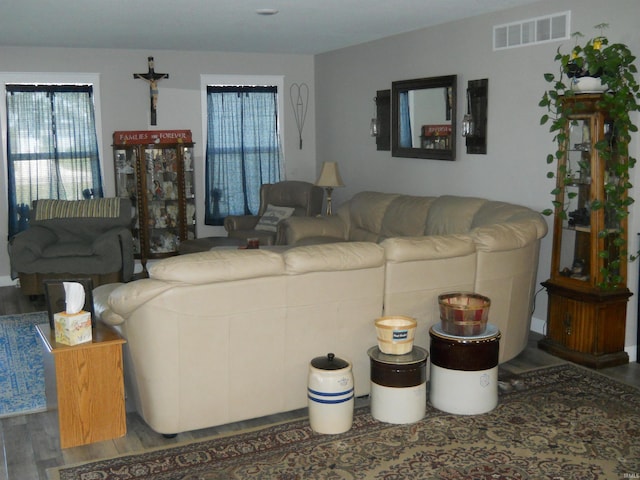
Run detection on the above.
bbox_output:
[49,363,640,480]
[0,311,48,417]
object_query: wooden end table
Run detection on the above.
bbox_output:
[36,322,127,449]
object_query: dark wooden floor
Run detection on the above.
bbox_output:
[1,284,639,480]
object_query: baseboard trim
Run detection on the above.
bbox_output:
[0,276,18,287]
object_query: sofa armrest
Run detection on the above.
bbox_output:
[224,215,260,232]
[280,215,347,245]
[381,235,476,263]
[91,227,135,281]
[105,279,176,319]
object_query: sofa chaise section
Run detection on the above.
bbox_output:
[94,242,385,435]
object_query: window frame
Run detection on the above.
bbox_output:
[0,72,106,206]
[200,74,285,221]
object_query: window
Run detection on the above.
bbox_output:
[5,83,103,237]
[204,84,283,225]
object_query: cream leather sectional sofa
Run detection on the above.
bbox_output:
[283,192,549,363]
[94,191,547,435]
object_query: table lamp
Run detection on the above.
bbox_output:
[315,161,344,215]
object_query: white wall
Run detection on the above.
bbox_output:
[314,0,640,355]
[0,0,638,355]
[0,47,316,279]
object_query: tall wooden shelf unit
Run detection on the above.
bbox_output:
[113,130,196,272]
[538,94,631,368]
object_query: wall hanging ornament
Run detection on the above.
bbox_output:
[134,57,169,126]
[290,83,309,149]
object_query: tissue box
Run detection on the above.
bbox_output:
[54,311,93,346]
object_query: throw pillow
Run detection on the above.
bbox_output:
[255,204,295,232]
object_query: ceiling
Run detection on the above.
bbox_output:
[2,0,545,55]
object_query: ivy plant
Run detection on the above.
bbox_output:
[539,24,640,289]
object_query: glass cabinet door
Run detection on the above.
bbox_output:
[182,145,196,242]
[144,147,181,254]
[113,130,195,269]
[114,147,141,254]
[556,116,593,284]
[552,105,626,290]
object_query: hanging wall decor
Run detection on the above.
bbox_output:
[290,83,309,149]
[134,57,169,126]
[465,79,488,154]
[375,89,390,151]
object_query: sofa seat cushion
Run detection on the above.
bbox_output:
[42,242,94,258]
[381,235,475,263]
[471,222,540,252]
[149,249,285,284]
[284,242,384,274]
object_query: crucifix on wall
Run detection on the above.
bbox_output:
[133,57,169,126]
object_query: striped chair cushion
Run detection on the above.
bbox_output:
[35,198,121,220]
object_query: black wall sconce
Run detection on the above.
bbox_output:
[463,79,488,155]
[372,89,390,151]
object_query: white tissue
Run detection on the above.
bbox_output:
[63,282,85,314]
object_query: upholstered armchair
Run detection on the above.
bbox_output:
[224,181,324,245]
[9,198,135,296]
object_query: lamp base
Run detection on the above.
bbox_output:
[325,187,334,216]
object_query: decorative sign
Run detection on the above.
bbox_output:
[113,130,193,145]
[422,124,452,137]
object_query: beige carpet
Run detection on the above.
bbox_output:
[49,363,640,479]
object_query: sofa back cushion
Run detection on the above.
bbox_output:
[425,195,487,236]
[35,198,121,220]
[379,195,435,239]
[347,191,399,242]
[32,198,131,243]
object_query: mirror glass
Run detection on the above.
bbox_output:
[391,75,457,160]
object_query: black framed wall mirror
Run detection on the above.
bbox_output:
[391,75,457,161]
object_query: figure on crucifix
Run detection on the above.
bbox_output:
[134,57,169,125]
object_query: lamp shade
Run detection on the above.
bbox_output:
[316,162,345,188]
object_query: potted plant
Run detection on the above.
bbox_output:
[539,23,640,289]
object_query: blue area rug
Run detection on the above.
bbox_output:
[0,311,48,417]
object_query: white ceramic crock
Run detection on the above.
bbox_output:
[307,353,354,434]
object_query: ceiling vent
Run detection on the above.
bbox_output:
[493,11,570,51]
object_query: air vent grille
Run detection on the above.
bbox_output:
[493,11,570,50]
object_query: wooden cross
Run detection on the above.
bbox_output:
[133,57,169,126]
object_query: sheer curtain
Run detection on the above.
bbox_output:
[6,84,102,237]
[204,86,282,225]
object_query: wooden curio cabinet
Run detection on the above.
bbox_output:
[539,94,631,368]
[113,130,196,272]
